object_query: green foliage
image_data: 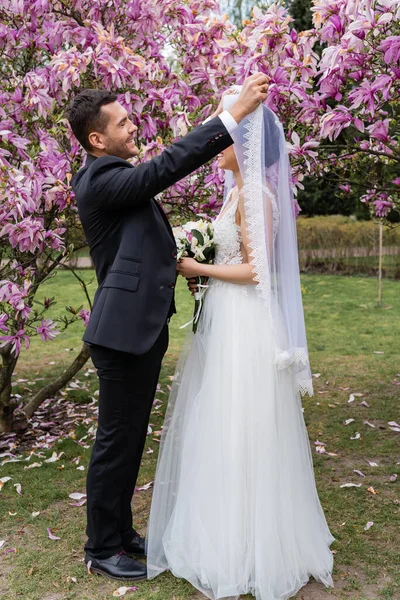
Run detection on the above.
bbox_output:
[297,177,364,218]
[287,0,313,31]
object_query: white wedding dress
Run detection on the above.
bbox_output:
[147,189,335,600]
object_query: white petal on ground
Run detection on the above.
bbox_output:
[344,418,355,425]
[350,432,361,440]
[389,474,397,482]
[14,483,22,495]
[113,587,137,597]
[364,521,374,531]
[0,540,6,549]
[44,451,64,463]
[24,462,42,470]
[367,461,379,467]
[340,483,362,488]
[68,492,87,500]
[0,477,12,490]
[353,470,366,477]
[136,481,153,491]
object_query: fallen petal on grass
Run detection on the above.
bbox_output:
[350,432,361,440]
[340,483,362,488]
[135,482,153,491]
[0,476,12,490]
[353,469,366,477]
[44,451,64,463]
[69,498,87,507]
[344,418,355,425]
[364,521,374,531]
[24,462,42,470]
[367,486,379,494]
[113,587,137,597]
[367,461,379,467]
[47,528,61,540]
[0,540,6,549]
[68,492,87,501]
[31,512,40,518]
[389,474,397,482]
[13,483,22,495]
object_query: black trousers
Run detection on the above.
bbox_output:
[84,323,169,559]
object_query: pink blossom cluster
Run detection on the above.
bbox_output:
[0,0,399,356]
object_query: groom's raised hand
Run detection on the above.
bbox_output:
[228,73,269,124]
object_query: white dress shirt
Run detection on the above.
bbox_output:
[203,110,239,135]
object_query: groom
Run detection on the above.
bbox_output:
[67,74,268,582]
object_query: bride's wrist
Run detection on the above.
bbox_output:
[198,263,211,277]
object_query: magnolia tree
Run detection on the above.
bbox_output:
[0,0,399,433]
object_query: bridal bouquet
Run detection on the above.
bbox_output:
[173,220,216,333]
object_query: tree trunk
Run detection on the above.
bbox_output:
[23,342,91,418]
[0,350,18,434]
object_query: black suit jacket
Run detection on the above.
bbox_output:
[71,116,233,355]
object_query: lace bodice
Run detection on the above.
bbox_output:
[213,188,243,266]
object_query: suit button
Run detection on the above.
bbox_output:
[172,251,177,259]
[168,282,175,289]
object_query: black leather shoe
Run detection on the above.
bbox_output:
[123,532,146,557]
[85,550,147,581]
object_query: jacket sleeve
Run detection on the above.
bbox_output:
[90,116,233,211]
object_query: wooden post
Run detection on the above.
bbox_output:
[378,219,383,306]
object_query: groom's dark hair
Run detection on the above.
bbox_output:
[66,89,118,152]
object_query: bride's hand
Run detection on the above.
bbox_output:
[177,258,203,279]
[211,89,235,119]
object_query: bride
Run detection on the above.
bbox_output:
[146,88,335,600]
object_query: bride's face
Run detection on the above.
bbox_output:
[217,145,239,172]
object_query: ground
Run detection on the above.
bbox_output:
[0,272,399,600]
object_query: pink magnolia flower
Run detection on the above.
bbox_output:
[78,310,90,327]
[0,218,45,253]
[36,318,60,342]
[0,313,8,332]
[0,329,30,357]
[373,199,393,218]
[367,119,390,143]
[379,36,400,65]
[286,131,319,170]
[320,106,352,140]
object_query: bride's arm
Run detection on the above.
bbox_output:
[176,194,257,285]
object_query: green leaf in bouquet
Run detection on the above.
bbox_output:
[192,229,204,246]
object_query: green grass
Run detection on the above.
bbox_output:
[1,272,399,599]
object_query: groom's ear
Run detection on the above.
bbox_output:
[88,131,107,152]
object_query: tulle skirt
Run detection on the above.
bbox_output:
[147,281,335,600]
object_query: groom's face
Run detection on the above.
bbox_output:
[89,101,139,159]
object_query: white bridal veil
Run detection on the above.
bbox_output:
[222,87,313,397]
